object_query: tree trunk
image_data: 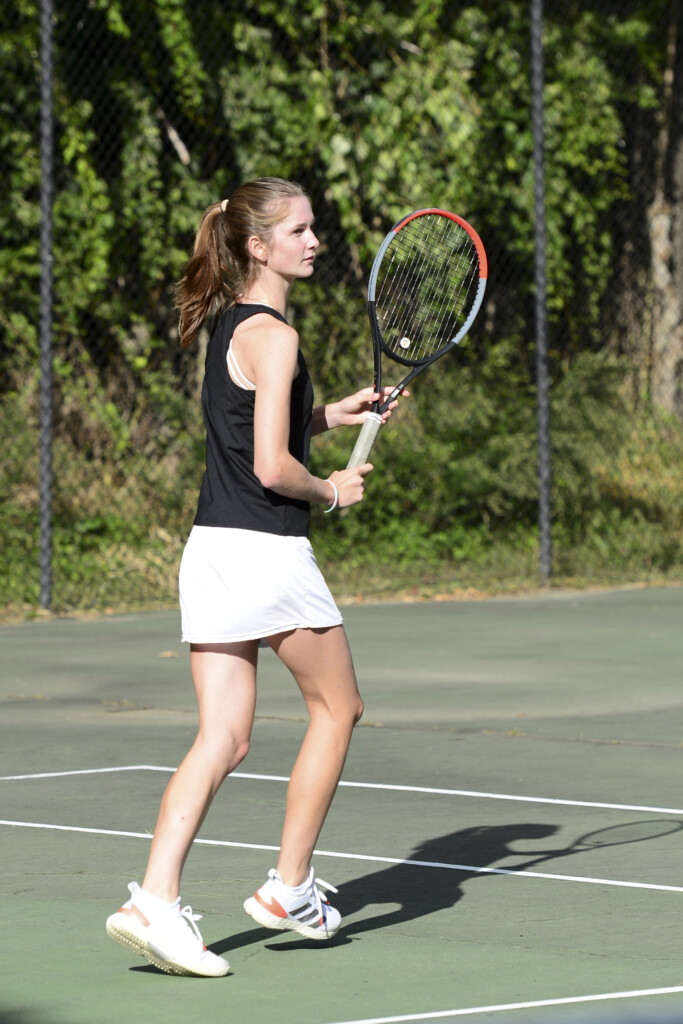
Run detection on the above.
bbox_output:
[648,1,683,417]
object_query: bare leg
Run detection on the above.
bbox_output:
[141,641,258,902]
[267,625,363,887]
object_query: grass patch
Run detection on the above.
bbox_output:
[1,391,681,623]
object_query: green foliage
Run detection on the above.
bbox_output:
[0,0,681,615]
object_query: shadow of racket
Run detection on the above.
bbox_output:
[512,819,683,871]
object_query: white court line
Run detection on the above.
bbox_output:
[4,771,682,1023]
[0,820,279,852]
[0,765,175,781]
[2,765,683,817]
[2,819,683,893]
[322,986,683,1024]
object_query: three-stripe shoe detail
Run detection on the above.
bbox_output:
[244,867,341,940]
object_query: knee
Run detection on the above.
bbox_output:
[221,734,250,776]
[197,732,250,780]
[310,694,363,733]
[214,739,250,787]
[338,694,363,733]
[231,737,250,770]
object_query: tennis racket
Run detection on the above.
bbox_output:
[347,208,488,468]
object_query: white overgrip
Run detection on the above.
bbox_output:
[346,412,383,468]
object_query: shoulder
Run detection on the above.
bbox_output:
[239,311,296,338]
[236,313,300,385]
[238,313,299,357]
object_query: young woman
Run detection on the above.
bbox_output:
[105,177,403,977]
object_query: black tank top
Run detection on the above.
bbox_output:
[193,304,313,536]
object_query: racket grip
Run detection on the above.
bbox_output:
[346,412,383,468]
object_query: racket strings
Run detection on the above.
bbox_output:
[376,215,480,361]
[402,220,474,317]
[379,229,445,354]
[413,228,478,345]
[392,229,455,346]
[378,223,475,352]
[418,238,475,345]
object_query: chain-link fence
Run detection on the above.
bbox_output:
[1,0,682,616]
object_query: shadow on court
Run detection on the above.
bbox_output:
[210,823,557,955]
[334,822,560,941]
[208,818,683,955]
[0,1010,61,1024]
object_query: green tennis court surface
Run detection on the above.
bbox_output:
[2,586,683,1024]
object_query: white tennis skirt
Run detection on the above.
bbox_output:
[179,525,343,644]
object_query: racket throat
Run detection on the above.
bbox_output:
[378,366,421,414]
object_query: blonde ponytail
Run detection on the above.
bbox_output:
[176,177,308,349]
[176,203,235,349]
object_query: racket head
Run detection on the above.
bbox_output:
[368,208,487,368]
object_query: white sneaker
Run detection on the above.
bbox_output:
[243,867,341,940]
[106,882,230,977]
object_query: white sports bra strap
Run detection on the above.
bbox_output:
[227,342,256,391]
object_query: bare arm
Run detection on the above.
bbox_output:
[249,321,371,509]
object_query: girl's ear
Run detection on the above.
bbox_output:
[247,234,268,265]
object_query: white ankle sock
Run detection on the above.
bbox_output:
[135,887,179,913]
[280,872,311,897]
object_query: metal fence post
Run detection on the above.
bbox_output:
[39,0,54,609]
[530,0,553,583]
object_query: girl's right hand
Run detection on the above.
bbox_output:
[327,464,373,509]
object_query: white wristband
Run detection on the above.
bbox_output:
[323,479,339,513]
